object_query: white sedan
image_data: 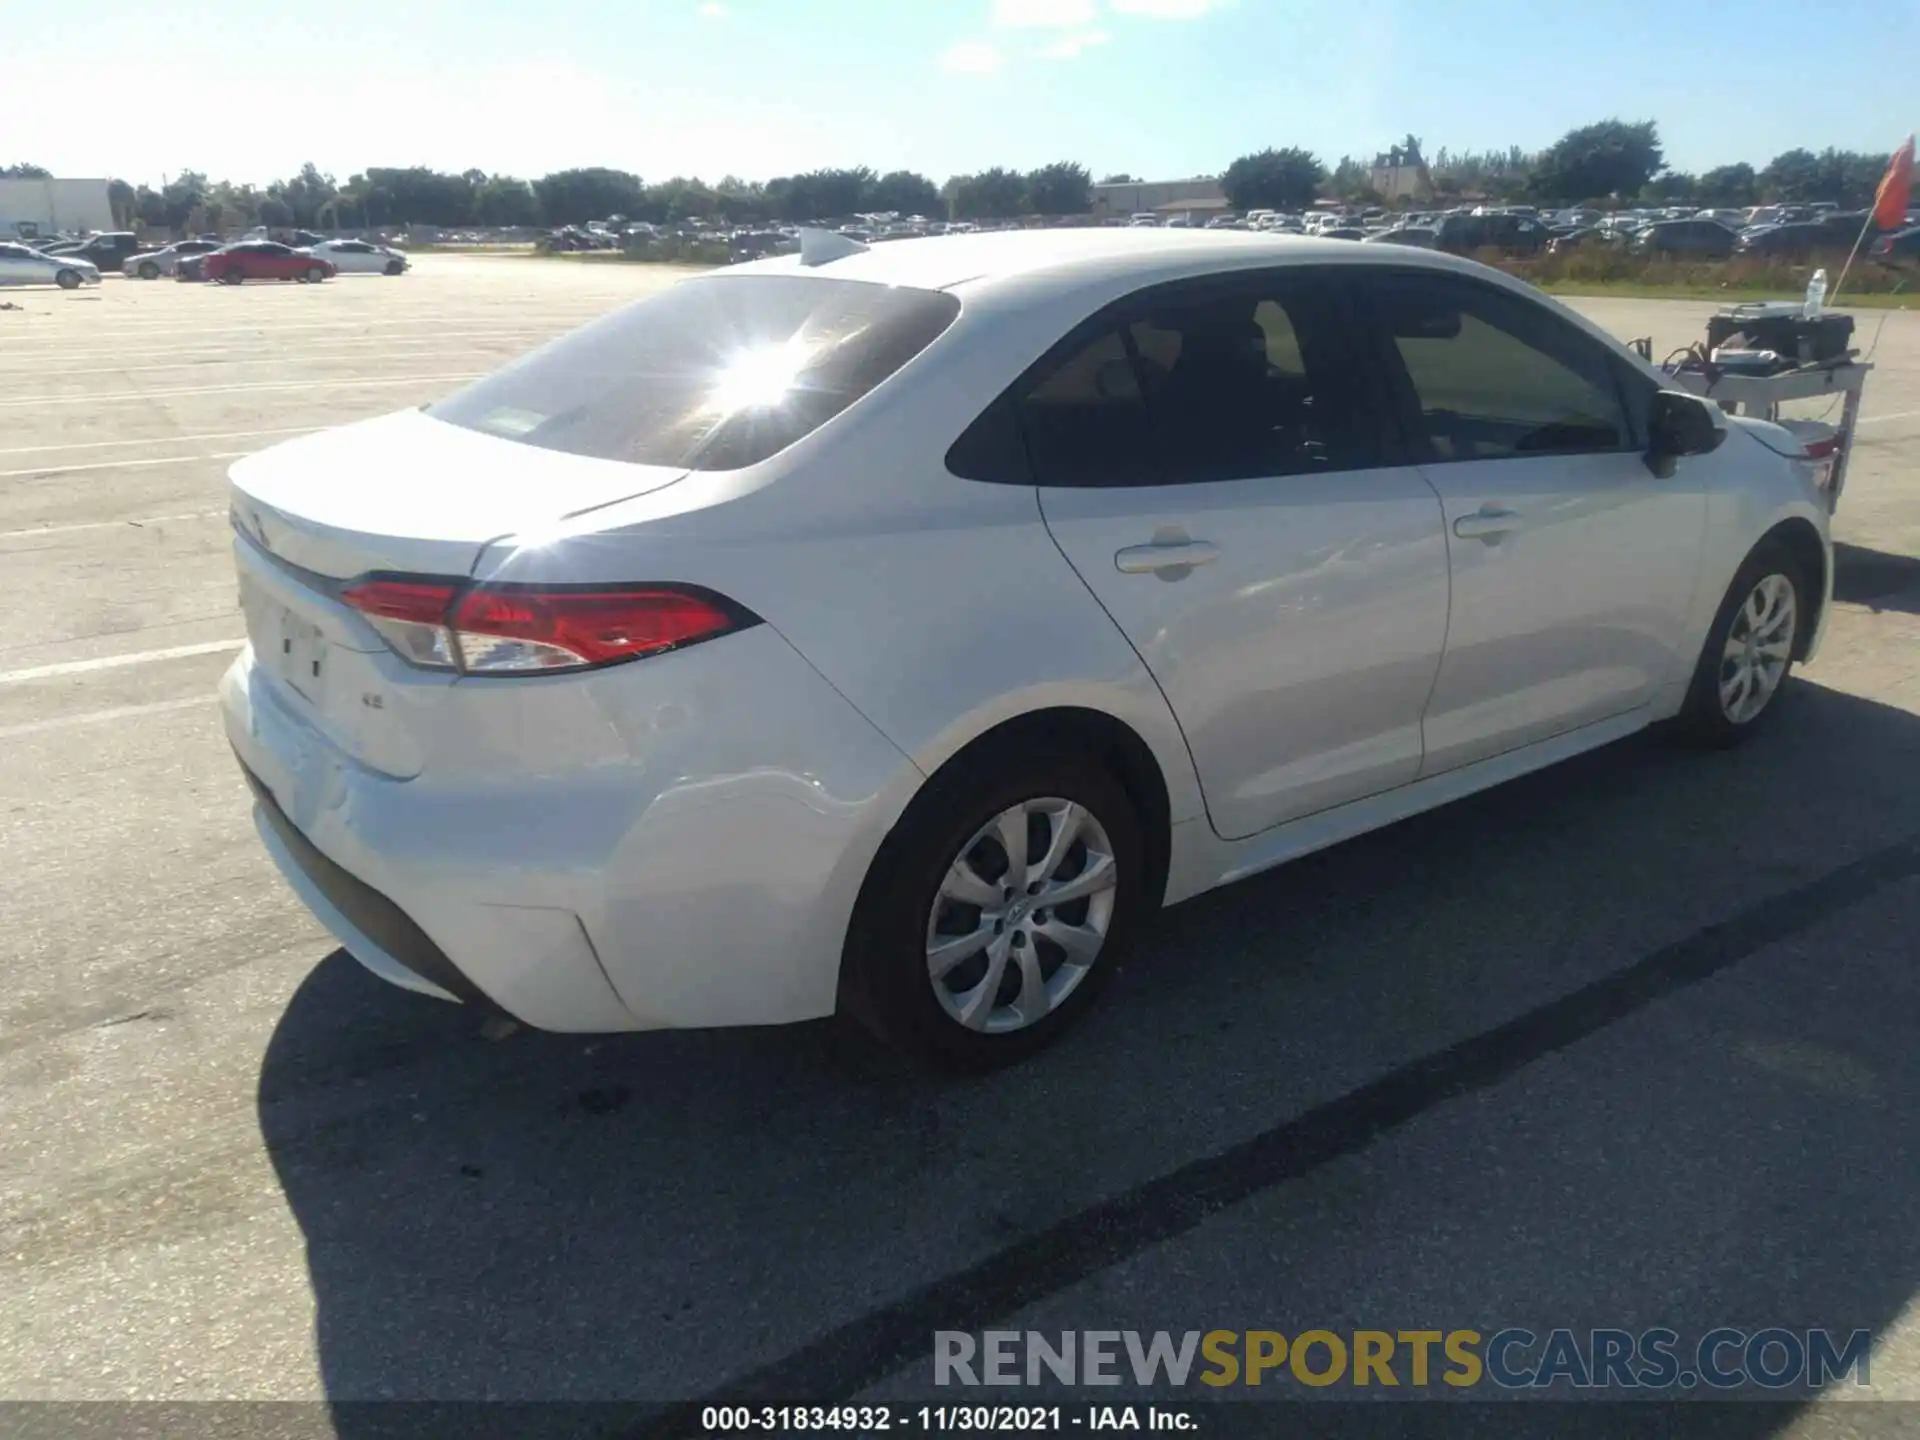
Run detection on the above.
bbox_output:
[302,238,409,275]
[221,229,1834,1067]
[123,239,221,279]
[0,242,100,288]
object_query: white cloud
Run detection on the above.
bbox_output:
[697,2,726,15]
[991,0,1098,27]
[1109,0,1229,16]
[939,40,1006,73]
[1037,27,1112,57]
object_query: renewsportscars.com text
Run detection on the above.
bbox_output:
[934,1328,1873,1391]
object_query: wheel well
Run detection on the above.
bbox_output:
[929,707,1174,909]
[1761,518,1827,660]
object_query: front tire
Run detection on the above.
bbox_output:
[220,269,243,285]
[306,266,327,283]
[842,748,1146,1070]
[384,258,404,275]
[55,269,81,290]
[1673,538,1807,747]
[138,261,160,279]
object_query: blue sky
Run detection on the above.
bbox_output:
[11,0,1916,187]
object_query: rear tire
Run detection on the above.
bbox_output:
[54,269,80,290]
[220,269,242,285]
[1672,538,1807,747]
[841,747,1146,1071]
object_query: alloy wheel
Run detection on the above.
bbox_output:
[1719,572,1796,724]
[925,798,1118,1034]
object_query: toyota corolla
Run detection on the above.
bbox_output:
[221,229,1834,1067]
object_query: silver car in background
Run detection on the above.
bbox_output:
[0,242,100,289]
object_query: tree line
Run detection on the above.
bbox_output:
[1221,123,1900,215]
[3,125,1902,232]
[0,161,1099,233]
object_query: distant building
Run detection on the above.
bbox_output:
[0,177,114,239]
[1369,143,1435,203]
[1090,177,1226,218]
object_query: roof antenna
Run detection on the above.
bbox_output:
[797,227,870,267]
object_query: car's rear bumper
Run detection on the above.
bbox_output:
[220,622,921,1034]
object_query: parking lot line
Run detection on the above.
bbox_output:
[0,695,217,742]
[0,510,226,540]
[0,640,245,686]
[0,453,249,480]
[0,426,319,456]
[0,374,484,407]
[25,342,563,378]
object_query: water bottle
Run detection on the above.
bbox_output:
[1804,267,1828,319]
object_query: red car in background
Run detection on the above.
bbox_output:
[201,241,336,284]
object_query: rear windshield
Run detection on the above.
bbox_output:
[429,275,961,471]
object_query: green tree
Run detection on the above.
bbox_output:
[947,168,1029,219]
[1697,162,1757,206]
[1529,119,1663,202]
[107,179,137,229]
[1760,149,1822,202]
[867,169,941,217]
[1099,173,1138,185]
[711,175,768,222]
[1641,171,1696,203]
[1221,147,1324,212]
[766,168,874,221]
[271,162,338,228]
[473,175,541,226]
[258,197,294,228]
[1325,155,1368,200]
[161,171,208,230]
[1,163,51,179]
[1761,148,1892,207]
[1024,161,1091,215]
[534,168,643,225]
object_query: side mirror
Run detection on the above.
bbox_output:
[1645,390,1725,477]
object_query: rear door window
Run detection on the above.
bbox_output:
[430,275,960,471]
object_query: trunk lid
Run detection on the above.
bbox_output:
[227,409,689,779]
[228,408,690,581]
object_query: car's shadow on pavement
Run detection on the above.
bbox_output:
[258,677,1920,1436]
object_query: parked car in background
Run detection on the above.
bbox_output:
[69,232,142,271]
[1321,227,1367,241]
[1434,212,1549,255]
[123,239,222,279]
[1363,226,1439,247]
[201,242,336,284]
[0,241,101,289]
[1546,227,1618,255]
[1869,226,1920,264]
[303,238,409,275]
[1633,220,1739,258]
[1736,221,1856,260]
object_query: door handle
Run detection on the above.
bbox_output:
[1115,540,1220,575]
[1452,507,1522,541]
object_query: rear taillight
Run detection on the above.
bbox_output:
[339,578,756,675]
[1798,433,1843,493]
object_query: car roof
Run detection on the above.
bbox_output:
[727,226,1477,297]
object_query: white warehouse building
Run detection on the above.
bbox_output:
[0,177,115,239]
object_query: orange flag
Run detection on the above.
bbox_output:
[1873,135,1915,230]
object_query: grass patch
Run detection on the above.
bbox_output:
[1533,280,1920,309]
[1488,250,1918,308]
